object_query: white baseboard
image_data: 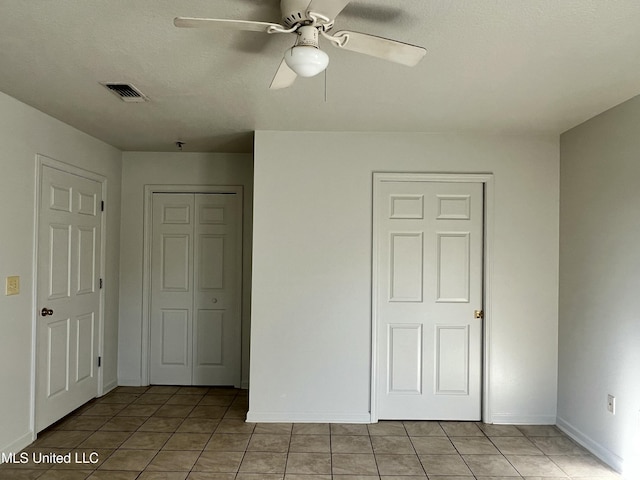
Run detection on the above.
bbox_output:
[240,380,249,390]
[490,413,557,425]
[556,416,623,473]
[1,431,35,462]
[246,411,372,424]
[117,378,142,387]
[101,379,118,395]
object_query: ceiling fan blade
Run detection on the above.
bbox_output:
[270,59,298,89]
[174,17,282,33]
[308,0,351,19]
[332,30,426,66]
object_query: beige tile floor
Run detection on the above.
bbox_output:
[0,386,621,479]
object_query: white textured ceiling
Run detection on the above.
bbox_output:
[1,0,640,152]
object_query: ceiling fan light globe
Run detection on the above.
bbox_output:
[284,46,329,77]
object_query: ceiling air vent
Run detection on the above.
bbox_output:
[101,82,148,103]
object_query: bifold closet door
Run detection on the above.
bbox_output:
[150,193,241,386]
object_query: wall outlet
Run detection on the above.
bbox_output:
[607,394,616,414]
[5,276,19,296]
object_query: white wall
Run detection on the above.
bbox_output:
[0,91,122,454]
[118,152,253,387]
[558,95,640,475]
[250,131,559,423]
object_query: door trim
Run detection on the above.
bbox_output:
[370,172,494,423]
[31,154,107,435]
[141,185,244,386]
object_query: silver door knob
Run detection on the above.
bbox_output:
[211,298,218,304]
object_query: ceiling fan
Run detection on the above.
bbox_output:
[174,0,427,89]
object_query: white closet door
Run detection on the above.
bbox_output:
[150,194,195,385]
[375,180,484,420]
[150,192,242,386]
[193,194,241,385]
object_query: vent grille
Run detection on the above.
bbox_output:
[101,83,148,102]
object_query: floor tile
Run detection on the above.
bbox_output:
[331,423,369,436]
[331,435,373,454]
[153,405,194,418]
[98,449,156,471]
[254,423,293,435]
[404,421,446,437]
[176,418,219,434]
[477,423,523,436]
[368,422,407,436]
[176,387,210,395]
[371,435,415,454]
[137,472,188,480]
[419,454,473,476]
[54,416,109,431]
[187,473,235,480]
[146,386,180,394]
[440,422,484,437]
[285,452,332,475]
[214,419,255,434]
[0,469,47,479]
[333,476,380,480]
[550,454,619,477]
[119,432,171,450]
[99,416,147,432]
[162,432,211,450]
[79,431,131,449]
[96,393,140,404]
[192,451,244,473]
[165,395,203,406]
[331,453,379,475]
[80,404,126,416]
[145,450,200,471]
[376,454,425,476]
[410,436,457,454]
[198,396,234,406]
[517,425,561,437]
[490,436,544,455]
[187,472,239,480]
[450,436,500,454]
[133,394,173,405]
[289,434,330,453]
[530,435,587,455]
[507,454,568,477]
[238,451,288,474]
[187,406,227,419]
[291,423,330,435]
[36,470,94,479]
[34,431,93,448]
[285,475,331,480]
[116,405,160,417]
[247,434,291,452]
[87,472,140,480]
[138,417,183,433]
[461,454,521,476]
[205,433,251,452]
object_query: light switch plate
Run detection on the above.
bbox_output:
[6,276,19,295]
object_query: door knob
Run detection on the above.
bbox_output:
[41,308,54,317]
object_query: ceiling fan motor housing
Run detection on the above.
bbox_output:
[281,0,311,28]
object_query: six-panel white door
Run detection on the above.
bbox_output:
[36,165,102,432]
[374,179,483,420]
[150,193,242,386]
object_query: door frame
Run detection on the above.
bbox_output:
[370,172,494,423]
[31,154,107,434]
[141,185,244,386]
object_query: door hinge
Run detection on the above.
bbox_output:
[98,356,102,367]
[101,200,104,212]
[99,278,103,289]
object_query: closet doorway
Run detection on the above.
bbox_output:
[148,190,242,386]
